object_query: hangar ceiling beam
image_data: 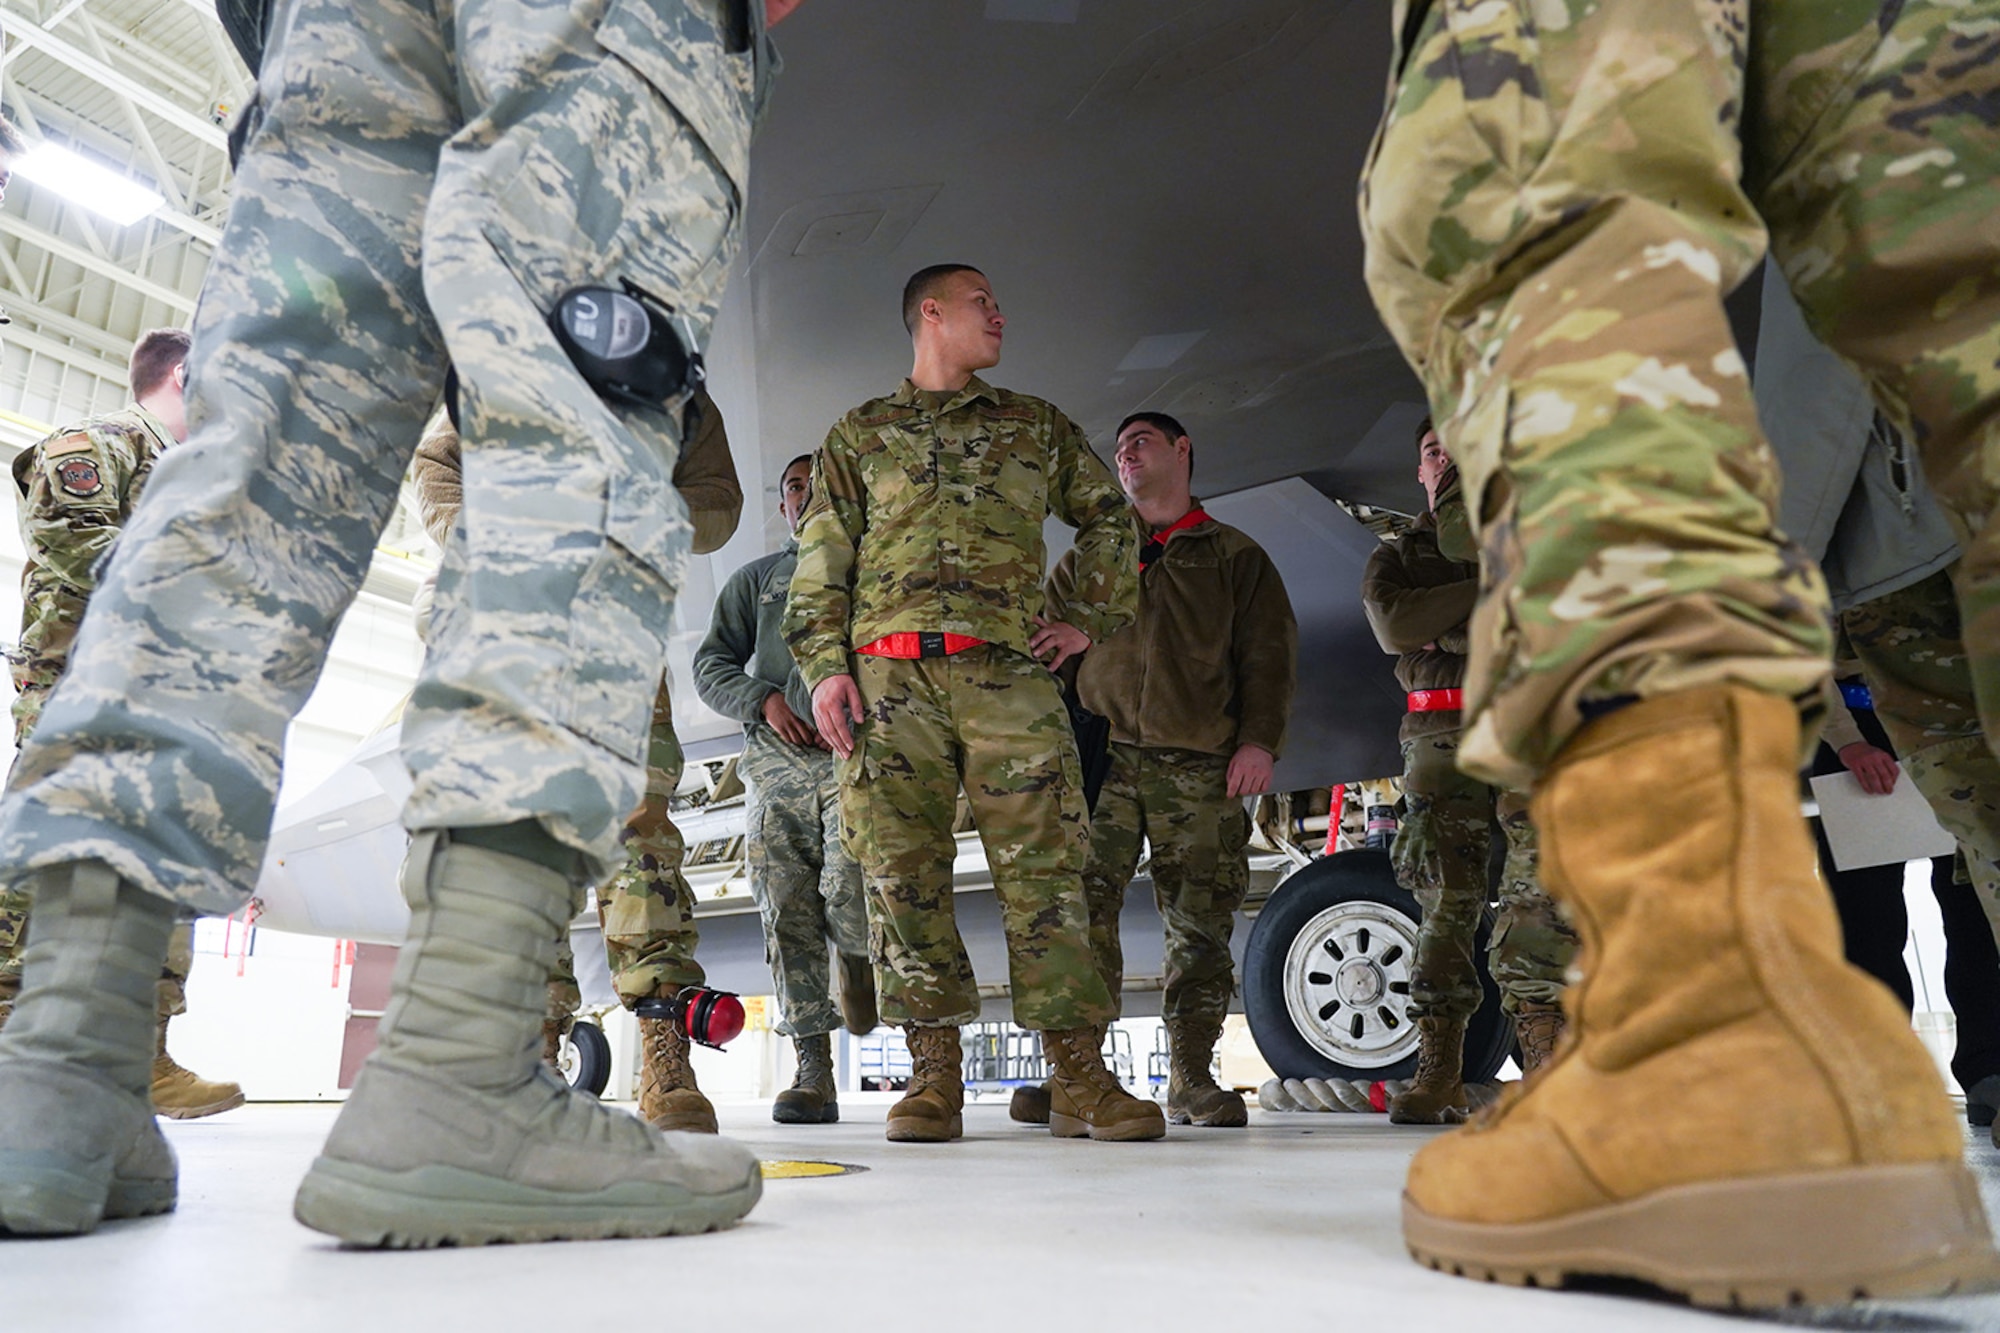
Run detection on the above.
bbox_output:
[3,14,231,151]
[0,215,199,315]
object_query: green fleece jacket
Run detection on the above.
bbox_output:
[1047,510,1297,760]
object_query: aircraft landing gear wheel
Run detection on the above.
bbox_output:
[1242,849,1513,1084]
[560,1019,612,1097]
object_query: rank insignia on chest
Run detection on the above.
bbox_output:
[53,456,104,499]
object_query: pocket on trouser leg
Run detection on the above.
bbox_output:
[556,474,689,762]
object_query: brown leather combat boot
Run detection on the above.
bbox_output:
[1009,1079,1052,1125]
[1388,1016,1468,1124]
[1403,686,1999,1306]
[1165,1015,1247,1127]
[772,1031,838,1125]
[638,1015,717,1134]
[1512,1001,1564,1077]
[836,953,878,1035]
[1044,1026,1164,1141]
[886,1025,963,1142]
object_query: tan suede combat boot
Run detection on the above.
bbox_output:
[886,1025,963,1142]
[1388,1016,1468,1124]
[1044,1026,1165,1141]
[638,1016,717,1135]
[1402,687,1999,1306]
[1165,1016,1247,1127]
[1512,1002,1564,1078]
[150,1016,245,1120]
[837,954,878,1035]
[772,1032,837,1125]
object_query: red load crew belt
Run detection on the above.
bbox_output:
[1407,689,1463,713]
[856,631,986,659]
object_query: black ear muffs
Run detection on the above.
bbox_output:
[550,280,705,413]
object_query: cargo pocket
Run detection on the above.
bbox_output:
[560,470,691,762]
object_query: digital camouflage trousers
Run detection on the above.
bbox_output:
[739,722,867,1037]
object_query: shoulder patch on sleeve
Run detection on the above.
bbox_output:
[50,454,105,499]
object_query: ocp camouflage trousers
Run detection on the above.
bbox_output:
[545,676,702,1018]
[1080,742,1249,1025]
[0,0,751,912]
[840,646,1113,1031]
[739,722,867,1036]
[1395,729,1574,1021]
[1360,0,2000,790]
[1844,569,2000,951]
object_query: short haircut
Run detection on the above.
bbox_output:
[129,328,193,399]
[1415,413,1437,450]
[782,452,815,480]
[1116,411,1194,480]
[0,113,25,160]
[901,264,984,337]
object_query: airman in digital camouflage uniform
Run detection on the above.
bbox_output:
[0,0,807,1246]
[1028,412,1296,1130]
[0,329,244,1124]
[783,264,1161,1143]
[1359,0,2000,1303]
[410,397,738,1134]
[1362,417,1574,1126]
[694,452,873,1126]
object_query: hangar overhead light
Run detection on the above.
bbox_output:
[12,143,165,227]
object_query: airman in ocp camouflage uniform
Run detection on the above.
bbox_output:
[784,264,1162,1143]
[0,329,243,1123]
[411,402,733,1135]
[1362,417,1574,1126]
[1359,0,2000,1301]
[0,0,790,1246]
[694,452,873,1127]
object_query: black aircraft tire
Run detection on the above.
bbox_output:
[563,1019,613,1097]
[1243,849,1513,1084]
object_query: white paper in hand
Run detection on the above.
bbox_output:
[1810,769,1957,872]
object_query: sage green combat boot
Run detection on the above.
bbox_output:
[1045,1026,1165,1141]
[292,832,759,1246]
[0,862,178,1236]
[150,1015,245,1121]
[1390,1016,1470,1125]
[639,1014,718,1134]
[772,1032,838,1124]
[1165,1016,1247,1127]
[886,1025,963,1142]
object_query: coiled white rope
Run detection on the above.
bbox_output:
[1258,1076,1505,1114]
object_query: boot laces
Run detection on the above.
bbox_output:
[641,1018,696,1092]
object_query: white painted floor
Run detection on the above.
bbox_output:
[6,1094,2000,1333]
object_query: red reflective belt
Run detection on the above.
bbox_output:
[1407,689,1464,713]
[856,632,986,659]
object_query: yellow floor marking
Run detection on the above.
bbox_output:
[759,1159,867,1180]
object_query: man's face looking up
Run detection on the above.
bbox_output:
[780,459,813,532]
